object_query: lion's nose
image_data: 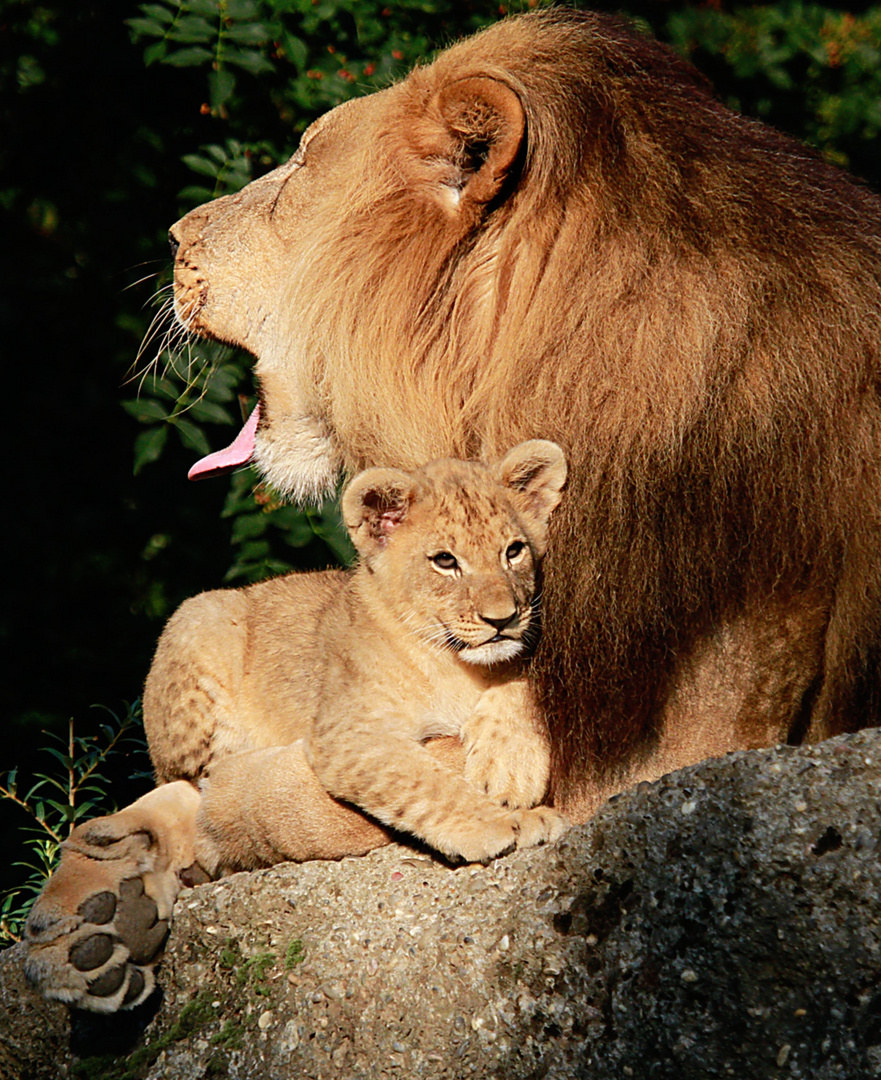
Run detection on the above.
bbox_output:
[168,231,180,260]
[481,610,518,632]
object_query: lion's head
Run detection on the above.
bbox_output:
[171,10,881,811]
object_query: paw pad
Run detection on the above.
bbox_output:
[48,878,170,1010]
[77,891,116,924]
[115,878,168,965]
[70,934,114,971]
[87,965,127,998]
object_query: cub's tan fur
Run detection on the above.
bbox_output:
[151,438,568,870]
[25,442,567,1012]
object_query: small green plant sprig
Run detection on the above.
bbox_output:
[0,703,149,945]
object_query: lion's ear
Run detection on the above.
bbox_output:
[496,440,568,523]
[342,468,417,557]
[429,76,525,214]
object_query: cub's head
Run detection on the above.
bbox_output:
[341,440,566,666]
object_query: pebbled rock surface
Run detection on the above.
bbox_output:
[3,730,881,1079]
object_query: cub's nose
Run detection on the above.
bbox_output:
[168,230,180,260]
[480,610,518,632]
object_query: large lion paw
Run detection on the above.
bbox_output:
[23,782,202,1013]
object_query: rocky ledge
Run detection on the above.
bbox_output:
[3,729,881,1080]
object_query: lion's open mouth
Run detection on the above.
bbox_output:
[187,405,260,480]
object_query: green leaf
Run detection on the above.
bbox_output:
[280,30,308,70]
[122,398,169,423]
[271,506,315,546]
[143,40,168,65]
[205,142,233,162]
[178,185,217,205]
[208,68,236,110]
[39,748,72,770]
[173,418,212,455]
[126,17,167,38]
[231,513,269,544]
[225,22,274,45]
[203,369,240,402]
[134,425,169,474]
[185,399,235,425]
[225,0,261,18]
[140,3,177,23]
[230,537,271,562]
[182,153,220,178]
[163,45,214,67]
[224,47,275,76]
[170,15,216,43]
[183,0,222,14]
[141,376,182,401]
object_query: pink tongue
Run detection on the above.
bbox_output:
[188,404,261,480]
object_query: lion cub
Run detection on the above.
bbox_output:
[23,442,567,1015]
[147,440,568,866]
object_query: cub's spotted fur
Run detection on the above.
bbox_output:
[155,437,570,871]
[25,441,567,1012]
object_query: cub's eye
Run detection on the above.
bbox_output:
[430,552,459,571]
[506,541,526,562]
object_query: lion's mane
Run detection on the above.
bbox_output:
[272,12,881,803]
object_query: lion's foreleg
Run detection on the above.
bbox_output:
[307,724,567,865]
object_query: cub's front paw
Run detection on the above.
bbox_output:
[511,806,570,850]
[461,683,551,810]
[441,805,569,864]
[464,737,549,810]
[447,817,521,864]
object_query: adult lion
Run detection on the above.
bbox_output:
[23,6,881,1013]
[176,8,881,816]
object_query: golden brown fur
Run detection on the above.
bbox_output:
[26,9,881,1017]
[170,9,881,814]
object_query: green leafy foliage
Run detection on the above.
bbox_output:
[666,4,881,170]
[0,704,150,945]
[179,137,257,202]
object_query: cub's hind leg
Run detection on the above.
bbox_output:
[24,781,202,1013]
[24,589,248,1013]
[144,588,254,785]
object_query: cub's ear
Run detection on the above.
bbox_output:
[495,440,568,523]
[419,76,525,216]
[342,468,417,557]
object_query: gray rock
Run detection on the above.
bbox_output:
[3,730,881,1079]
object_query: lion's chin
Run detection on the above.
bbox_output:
[252,413,342,505]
